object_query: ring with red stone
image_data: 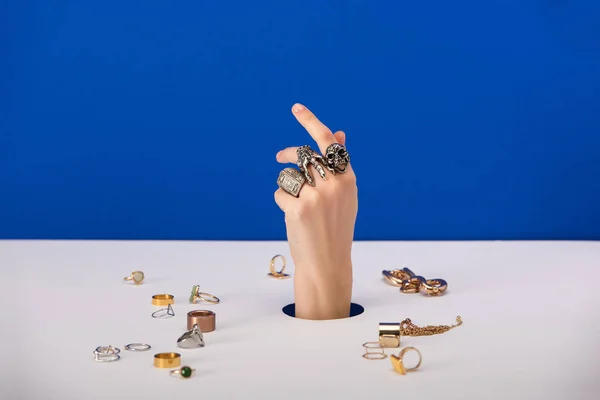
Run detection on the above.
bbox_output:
[123,271,145,285]
[170,366,195,379]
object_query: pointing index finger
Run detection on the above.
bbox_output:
[292,103,337,154]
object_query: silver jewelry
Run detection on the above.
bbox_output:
[124,343,152,351]
[277,168,306,197]
[177,324,205,349]
[94,345,120,355]
[152,304,175,319]
[94,353,120,362]
[323,143,350,174]
[296,145,327,186]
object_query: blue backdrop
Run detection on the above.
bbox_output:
[1,1,599,240]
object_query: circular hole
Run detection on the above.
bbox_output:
[282,303,364,319]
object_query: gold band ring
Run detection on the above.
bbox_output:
[378,322,401,348]
[390,347,422,374]
[154,352,181,368]
[268,254,290,279]
[123,270,145,285]
[189,285,220,304]
[152,294,174,306]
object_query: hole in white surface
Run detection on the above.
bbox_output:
[282,303,364,319]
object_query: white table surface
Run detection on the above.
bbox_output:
[1,240,599,400]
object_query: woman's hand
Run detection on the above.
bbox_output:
[274,103,358,320]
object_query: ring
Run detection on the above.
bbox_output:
[152,304,175,319]
[420,278,448,296]
[378,323,401,348]
[187,310,216,332]
[124,343,152,351]
[123,270,145,285]
[390,347,422,375]
[268,254,290,279]
[152,294,174,306]
[381,269,412,287]
[94,353,120,362]
[94,345,120,355]
[362,342,387,360]
[296,145,327,187]
[323,143,350,174]
[189,285,220,304]
[170,366,195,379]
[154,352,181,368]
[177,324,205,349]
[277,167,307,197]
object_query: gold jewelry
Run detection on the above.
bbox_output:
[378,322,401,348]
[362,342,387,360]
[123,271,145,285]
[390,347,422,374]
[154,352,181,368]
[268,254,290,279]
[152,294,174,306]
[170,366,195,378]
[187,310,216,332]
[382,268,448,296]
[400,316,462,336]
[189,285,220,304]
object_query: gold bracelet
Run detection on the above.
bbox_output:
[153,352,181,368]
[152,294,174,307]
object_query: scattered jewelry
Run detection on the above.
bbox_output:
[124,343,152,351]
[152,294,175,306]
[382,267,448,296]
[170,366,195,379]
[123,270,145,285]
[268,254,290,279]
[189,285,220,304]
[177,324,205,349]
[154,352,181,368]
[390,347,422,375]
[379,322,401,348]
[362,342,387,360]
[152,304,175,319]
[187,310,216,332]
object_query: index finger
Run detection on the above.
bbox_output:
[292,103,337,154]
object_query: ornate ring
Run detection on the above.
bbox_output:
[187,310,216,332]
[362,342,387,360]
[170,366,195,379]
[268,254,290,279]
[123,270,145,285]
[323,143,350,174]
[152,304,175,319]
[94,345,120,355]
[189,285,220,304]
[277,167,306,197]
[177,324,205,349]
[124,343,152,352]
[154,352,181,368]
[296,145,327,186]
[152,294,174,306]
[378,322,401,348]
[390,347,422,375]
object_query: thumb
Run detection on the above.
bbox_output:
[333,130,346,146]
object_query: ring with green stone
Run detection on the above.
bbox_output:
[189,285,220,304]
[170,366,195,379]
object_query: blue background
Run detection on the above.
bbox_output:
[1,1,599,240]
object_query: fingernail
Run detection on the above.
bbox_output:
[292,103,305,113]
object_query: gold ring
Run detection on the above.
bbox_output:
[421,279,448,296]
[362,342,387,360]
[169,366,195,378]
[152,294,174,306]
[268,254,290,279]
[381,269,410,286]
[378,322,401,348]
[390,347,422,374]
[189,285,220,304]
[123,271,145,285]
[153,352,181,368]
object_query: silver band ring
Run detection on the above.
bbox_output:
[296,145,327,186]
[277,168,306,197]
[94,353,121,362]
[125,343,152,351]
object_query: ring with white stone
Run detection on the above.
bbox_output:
[123,270,145,285]
[125,343,152,351]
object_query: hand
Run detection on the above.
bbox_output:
[274,103,358,320]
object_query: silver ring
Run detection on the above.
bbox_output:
[152,304,175,319]
[296,145,327,186]
[323,143,350,174]
[94,345,120,355]
[177,324,205,349]
[277,168,306,197]
[124,343,152,351]
[94,353,120,362]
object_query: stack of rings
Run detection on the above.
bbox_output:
[94,345,121,362]
[277,143,350,197]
